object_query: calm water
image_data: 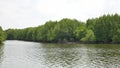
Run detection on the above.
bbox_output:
[0,40,120,68]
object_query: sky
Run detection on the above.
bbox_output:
[0,0,120,30]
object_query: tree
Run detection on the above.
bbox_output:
[0,27,6,43]
[81,29,95,42]
[5,14,120,43]
[94,14,120,43]
[74,23,86,41]
[53,18,81,42]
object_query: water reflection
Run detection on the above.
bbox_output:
[85,44,120,68]
[41,44,91,68]
[1,41,120,68]
[0,44,4,66]
[41,44,120,68]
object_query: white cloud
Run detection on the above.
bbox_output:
[0,0,120,30]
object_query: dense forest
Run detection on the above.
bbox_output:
[0,27,6,44]
[4,14,120,43]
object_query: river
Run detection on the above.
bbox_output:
[0,40,120,68]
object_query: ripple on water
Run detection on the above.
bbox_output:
[1,41,120,68]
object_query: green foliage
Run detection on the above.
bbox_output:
[74,23,86,40]
[94,14,120,43]
[53,18,81,42]
[0,27,6,43]
[5,18,82,42]
[86,18,97,30]
[81,29,95,42]
[5,14,120,43]
[35,21,57,42]
[112,24,120,43]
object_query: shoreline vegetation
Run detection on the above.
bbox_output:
[2,14,120,44]
[0,27,6,44]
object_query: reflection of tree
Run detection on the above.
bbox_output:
[41,43,85,68]
[26,43,120,68]
[0,44,4,64]
[86,44,120,68]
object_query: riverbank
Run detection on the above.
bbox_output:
[6,39,120,44]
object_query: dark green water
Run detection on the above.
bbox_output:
[0,40,120,68]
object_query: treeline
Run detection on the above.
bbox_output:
[5,14,120,43]
[0,27,6,44]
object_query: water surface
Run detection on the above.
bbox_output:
[0,40,120,68]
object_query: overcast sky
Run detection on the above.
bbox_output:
[0,0,120,30]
